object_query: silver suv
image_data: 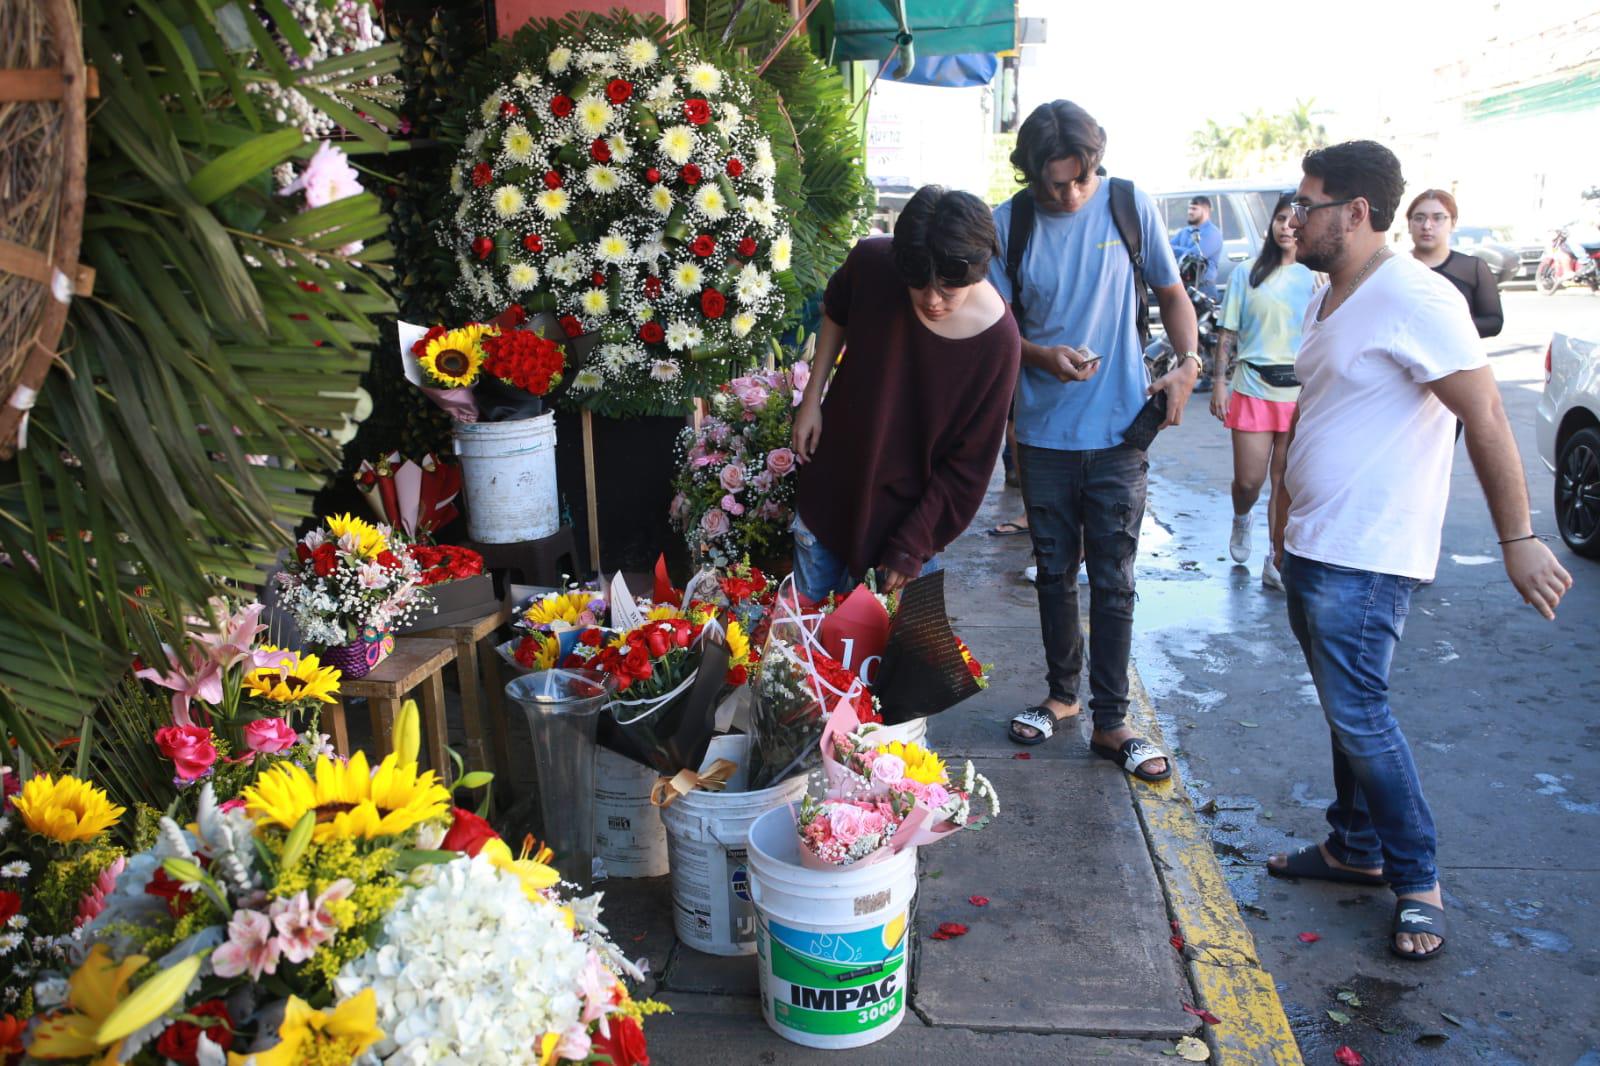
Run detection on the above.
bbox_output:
[1149,183,1292,297]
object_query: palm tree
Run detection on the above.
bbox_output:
[1188,100,1329,179]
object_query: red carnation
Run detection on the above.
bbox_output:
[726,157,745,178]
[499,100,519,117]
[643,275,663,299]
[640,321,665,344]
[559,315,583,338]
[522,233,544,253]
[592,271,607,287]
[542,170,562,190]
[680,164,703,185]
[737,237,758,258]
[701,288,727,319]
[155,1000,235,1066]
[606,78,633,104]
[144,866,195,919]
[690,234,716,258]
[550,94,574,118]
[472,235,495,261]
[441,807,500,857]
[645,167,662,184]
[376,549,401,570]
[726,664,749,687]
[471,162,493,188]
[296,542,313,563]
[590,137,612,163]
[683,98,712,126]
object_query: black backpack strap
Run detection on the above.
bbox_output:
[1005,189,1035,327]
[1108,177,1151,346]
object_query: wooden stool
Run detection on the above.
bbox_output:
[330,637,457,783]
[413,602,514,777]
[462,525,581,587]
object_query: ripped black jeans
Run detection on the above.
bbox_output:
[1016,442,1148,733]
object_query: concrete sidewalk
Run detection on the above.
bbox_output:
[600,471,1301,1064]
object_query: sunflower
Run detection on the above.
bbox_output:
[325,513,388,560]
[235,990,382,1066]
[876,741,946,786]
[522,590,601,629]
[13,774,124,844]
[243,646,342,706]
[420,324,492,388]
[242,750,450,843]
[725,620,750,668]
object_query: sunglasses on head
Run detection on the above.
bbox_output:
[897,250,972,288]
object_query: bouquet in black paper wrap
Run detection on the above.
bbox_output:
[399,303,566,422]
[873,570,988,724]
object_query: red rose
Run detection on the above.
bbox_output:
[639,321,665,344]
[376,550,401,570]
[726,664,748,686]
[701,288,727,319]
[472,235,495,261]
[645,167,662,184]
[592,271,607,287]
[579,628,603,647]
[606,78,633,104]
[592,1015,650,1066]
[311,542,338,577]
[550,94,574,117]
[623,645,653,681]
[542,170,562,190]
[559,315,583,338]
[680,164,703,185]
[690,234,716,258]
[156,725,218,782]
[295,542,312,563]
[499,100,519,117]
[503,303,528,326]
[737,237,758,258]
[441,807,500,857]
[297,279,322,293]
[645,626,672,659]
[471,162,493,188]
[726,157,745,178]
[643,275,663,299]
[0,891,19,927]
[683,98,711,126]
[590,137,612,163]
[522,233,544,254]
[155,1000,234,1066]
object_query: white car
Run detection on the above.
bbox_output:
[1536,332,1600,557]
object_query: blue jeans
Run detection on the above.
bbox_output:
[1283,554,1437,895]
[789,515,939,603]
[1016,442,1146,732]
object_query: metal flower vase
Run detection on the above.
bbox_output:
[506,668,615,890]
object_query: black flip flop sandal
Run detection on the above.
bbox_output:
[1090,737,1172,782]
[1390,899,1446,962]
[987,520,1029,537]
[1008,706,1068,745]
[1267,845,1386,887]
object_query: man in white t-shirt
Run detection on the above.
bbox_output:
[1264,141,1572,962]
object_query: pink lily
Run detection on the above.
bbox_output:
[134,645,224,728]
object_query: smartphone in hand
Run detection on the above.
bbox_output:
[1076,346,1103,368]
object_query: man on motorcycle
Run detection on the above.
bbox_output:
[1170,196,1224,301]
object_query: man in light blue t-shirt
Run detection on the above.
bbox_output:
[1170,195,1224,299]
[992,100,1200,784]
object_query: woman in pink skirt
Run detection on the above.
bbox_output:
[1209,193,1318,590]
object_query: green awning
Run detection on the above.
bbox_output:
[1466,67,1600,122]
[811,0,1016,67]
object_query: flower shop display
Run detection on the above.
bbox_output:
[394,543,498,634]
[274,514,430,676]
[671,361,808,569]
[445,21,797,417]
[355,452,463,539]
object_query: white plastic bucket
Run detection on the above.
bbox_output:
[593,748,669,878]
[453,413,558,543]
[658,735,808,956]
[747,805,918,1049]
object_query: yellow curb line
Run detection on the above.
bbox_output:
[1124,666,1304,1065]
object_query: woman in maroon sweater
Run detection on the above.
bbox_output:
[791,187,1021,601]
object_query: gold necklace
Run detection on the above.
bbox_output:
[1341,246,1390,303]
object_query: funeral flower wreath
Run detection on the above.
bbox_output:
[446,25,795,415]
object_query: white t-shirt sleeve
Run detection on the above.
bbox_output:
[1390,275,1489,383]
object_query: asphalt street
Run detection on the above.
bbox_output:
[1128,287,1600,1064]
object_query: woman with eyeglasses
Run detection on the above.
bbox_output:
[789,185,1021,602]
[1406,188,1503,339]
[1210,193,1318,591]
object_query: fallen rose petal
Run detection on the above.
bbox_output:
[929,931,951,941]
[936,922,969,937]
[1013,752,1032,760]
[1182,1004,1222,1025]
[1297,932,1322,943]
[1170,934,1186,952]
[1333,1046,1364,1066]
[968,895,990,907]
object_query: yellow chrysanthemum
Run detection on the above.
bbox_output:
[649,185,674,215]
[730,311,756,338]
[481,836,561,902]
[26,944,146,1064]
[243,646,342,705]
[581,288,610,316]
[493,184,526,219]
[535,188,570,219]
[242,750,451,844]
[522,590,598,629]
[420,323,492,388]
[576,95,615,137]
[659,124,695,165]
[13,774,124,844]
[325,512,389,560]
[876,740,946,786]
[504,124,535,162]
[693,184,727,220]
[232,990,382,1066]
[671,262,703,294]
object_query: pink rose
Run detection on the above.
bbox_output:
[700,508,731,537]
[719,464,745,493]
[734,382,770,412]
[243,717,298,754]
[155,724,217,782]
[828,803,868,846]
[921,783,951,808]
[870,753,906,787]
[721,494,745,517]
[766,448,796,477]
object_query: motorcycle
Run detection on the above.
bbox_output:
[1144,250,1222,390]
[1536,226,1600,295]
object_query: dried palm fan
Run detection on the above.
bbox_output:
[0,0,94,459]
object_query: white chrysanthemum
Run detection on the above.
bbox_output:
[504,123,535,162]
[753,138,777,179]
[731,311,757,338]
[581,288,609,316]
[535,188,570,219]
[665,320,694,351]
[686,63,722,95]
[693,184,728,221]
[0,861,29,878]
[513,71,538,91]
[577,49,616,71]
[771,234,793,272]
[334,856,596,1063]
[493,184,526,219]
[449,168,465,195]
[548,252,583,284]
[548,46,573,74]
[717,102,743,134]
[650,359,682,382]
[605,135,633,162]
[585,165,621,194]
[597,233,631,264]
[736,262,773,303]
[744,196,778,227]
[598,343,639,373]
[480,92,503,122]
[572,368,604,391]
[576,95,615,137]
[464,129,486,155]
[623,37,659,68]
[638,238,668,265]
[649,185,674,215]
[671,262,703,295]
[508,262,540,291]
[659,125,695,165]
